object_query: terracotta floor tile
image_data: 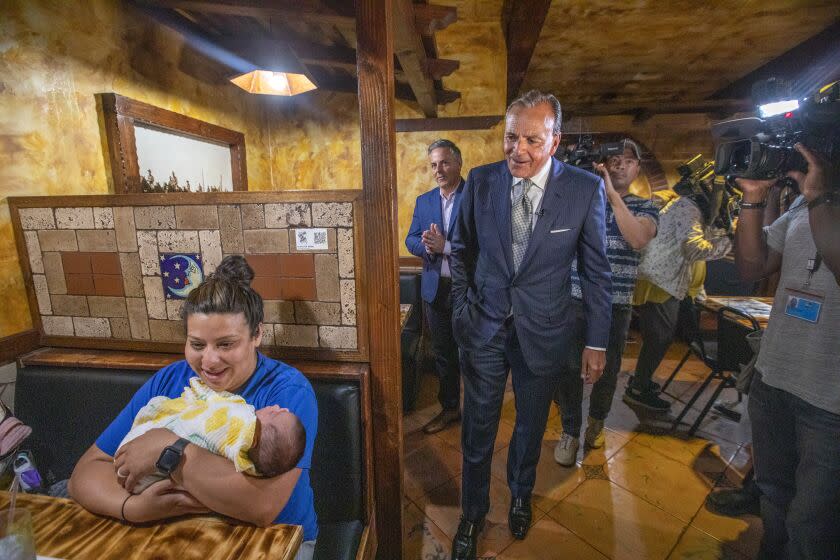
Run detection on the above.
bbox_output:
[404,403,440,435]
[404,434,463,501]
[402,499,453,560]
[631,432,737,477]
[581,428,633,466]
[547,479,686,560]
[496,516,609,559]
[491,440,586,514]
[691,506,763,560]
[416,473,522,556]
[605,440,714,522]
[667,526,750,560]
[436,415,514,455]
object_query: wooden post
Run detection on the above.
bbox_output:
[355,0,403,558]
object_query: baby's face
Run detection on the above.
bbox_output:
[256,405,291,429]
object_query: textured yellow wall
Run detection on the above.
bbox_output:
[0,0,273,337]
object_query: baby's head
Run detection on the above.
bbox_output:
[248,405,306,477]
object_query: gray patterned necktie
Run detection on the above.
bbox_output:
[511,178,533,272]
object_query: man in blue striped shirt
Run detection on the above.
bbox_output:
[554,139,659,466]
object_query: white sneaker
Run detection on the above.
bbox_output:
[554,433,579,467]
[584,417,605,449]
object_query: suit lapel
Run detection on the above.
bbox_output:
[490,164,514,274]
[429,187,443,231]
[519,159,565,270]
[446,179,465,241]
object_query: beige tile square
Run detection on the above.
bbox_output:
[126,298,150,340]
[314,254,340,302]
[73,317,111,338]
[42,252,67,295]
[416,473,518,557]
[113,207,138,252]
[295,301,341,325]
[243,229,289,253]
[340,279,356,326]
[218,205,244,253]
[77,230,117,252]
[265,203,311,228]
[274,324,318,347]
[88,296,128,318]
[56,207,94,229]
[158,230,200,253]
[260,323,275,346]
[318,326,357,349]
[51,294,88,316]
[580,428,633,467]
[548,479,686,560]
[404,436,462,501]
[38,230,77,252]
[199,230,222,274]
[263,300,295,323]
[134,206,175,230]
[632,432,737,479]
[143,277,167,320]
[24,231,43,274]
[93,207,114,229]
[402,500,453,560]
[498,517,610,559]
[240,204,265,229]
[33,274,52,315]
[605,440,713,522]
[41,316,74,336]
[491,439,586,514]
[109,317,131,339]
[175,205,219,230]
[149,319,186,342]
[311,202,352,227]
[691,502,763,559]
[119,253,144,297]
[667,526,749,560]
[137,231,160,276]
[166,299,184,321]
[337,228,354,278]
[19,208,55,230]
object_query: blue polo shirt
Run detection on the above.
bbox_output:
[96,353,319,540]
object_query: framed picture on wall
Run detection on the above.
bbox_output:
[99,93,247,193]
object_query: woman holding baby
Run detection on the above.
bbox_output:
[68,256,319,559]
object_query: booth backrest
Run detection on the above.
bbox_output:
[14,362,367,526]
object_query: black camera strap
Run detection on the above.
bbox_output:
[805,251,822,288]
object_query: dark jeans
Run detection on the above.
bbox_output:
[749,374,840,560]
[555,302,633,437]
[422,278,460,410]
[632,297,681,391]
[460,321,556,521]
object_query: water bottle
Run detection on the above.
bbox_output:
[12,453,42,492]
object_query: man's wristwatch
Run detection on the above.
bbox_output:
[155,438,190,476]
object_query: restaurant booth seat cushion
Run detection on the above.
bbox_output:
[14,364,368,560]
[400,271,423,412]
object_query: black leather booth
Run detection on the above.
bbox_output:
[14,360,372,560]
[399,271,423,412]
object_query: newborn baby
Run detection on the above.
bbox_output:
[118,377,305,493]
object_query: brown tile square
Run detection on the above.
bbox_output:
[62,252,92,274]
[66,273,95,295]
[252,277,284,300]
[90,252,121,275]
[280,278,316,300]
[246,254,283,276]
[93,274,125,297]
[278,254,315,278]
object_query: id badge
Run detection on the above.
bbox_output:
[783,287,824,323]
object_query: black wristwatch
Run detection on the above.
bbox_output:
[155,438,190,476]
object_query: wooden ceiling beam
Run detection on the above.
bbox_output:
[393,0,438,116]
[503,0,552,104]
[425,57,460,80]
[135,0,357,28]
[564,98,754,119]
[413,3,457,35]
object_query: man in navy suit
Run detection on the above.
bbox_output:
[449,91,612,558]
[405,139,465,433]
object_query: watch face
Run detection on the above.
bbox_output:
[156,448,180,473]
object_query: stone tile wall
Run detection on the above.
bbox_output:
[17,201,359,352]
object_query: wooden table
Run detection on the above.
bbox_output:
[698,295,774,329]
[0,492,302,560]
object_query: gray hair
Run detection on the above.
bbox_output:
[506,90,562,136]
[427,139,462,164]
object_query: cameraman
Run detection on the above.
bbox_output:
[735,143,840,560]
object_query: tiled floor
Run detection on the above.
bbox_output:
[402,338,762,559]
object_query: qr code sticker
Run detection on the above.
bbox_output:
[314,231,327,245]
[298,231,308,243]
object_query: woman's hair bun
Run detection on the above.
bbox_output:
[212,255,254,285]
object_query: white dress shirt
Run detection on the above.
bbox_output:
[439,187,457,277]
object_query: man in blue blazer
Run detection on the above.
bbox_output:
[405,139,465,433]
[449,91,612,558]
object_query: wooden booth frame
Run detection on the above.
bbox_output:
[99,93,248,194]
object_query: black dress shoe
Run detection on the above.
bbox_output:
[509,496,532,540]
[451,516,483,560]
